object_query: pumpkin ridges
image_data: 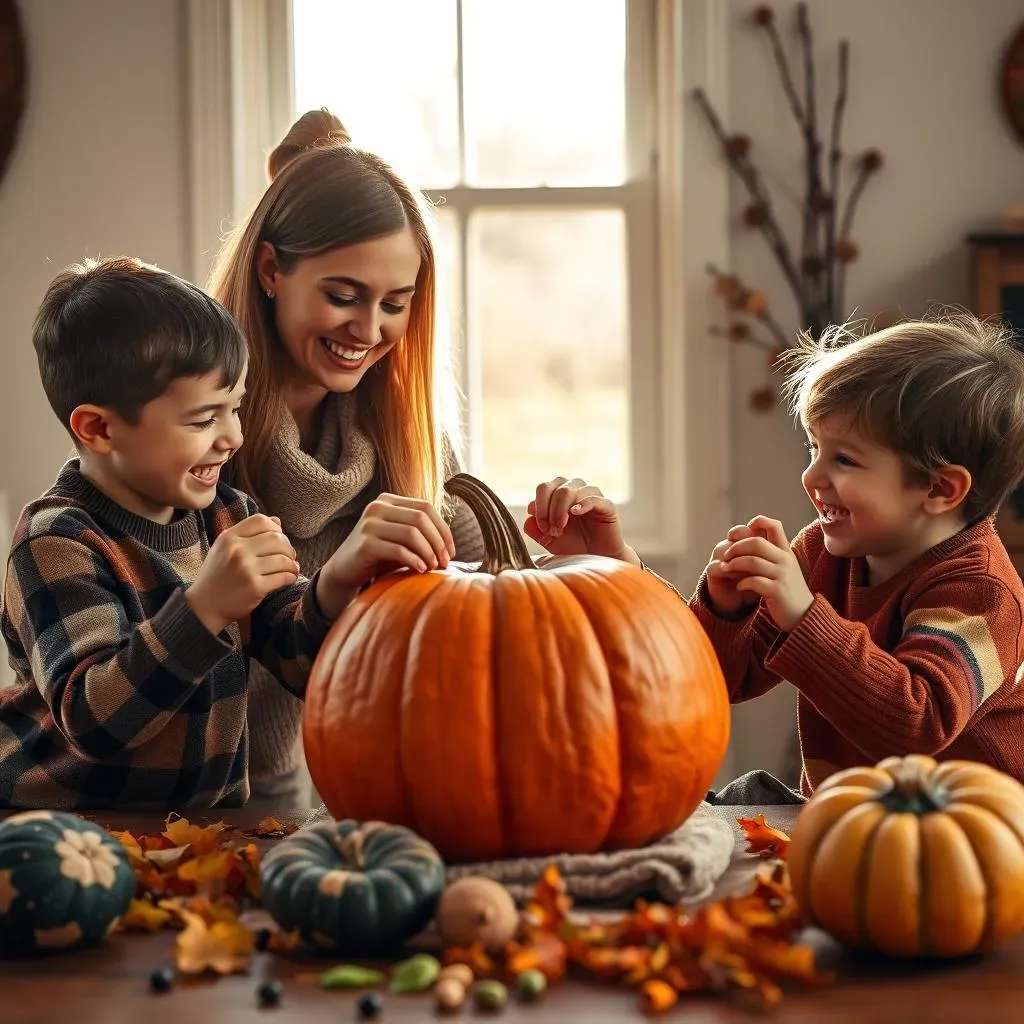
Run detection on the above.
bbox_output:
[790,790,883,922]
[918,813,987,957]
[946,788,1024,850]
[304,573,403,789]
[399,574,505,862]
[495,569,620,857]
[309,575,445,826]
[552,562,726,848]
[815,766,891,795]
[806,801,888,947]
[943,803,1024,950]
[863,813,921,956]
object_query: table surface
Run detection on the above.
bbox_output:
[0,804,1019,1024]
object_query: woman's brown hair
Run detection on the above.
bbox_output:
[207,108,449,508]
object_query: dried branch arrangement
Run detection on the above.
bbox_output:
[693,3,884,409]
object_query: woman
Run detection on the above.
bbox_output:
[207,108,485,808]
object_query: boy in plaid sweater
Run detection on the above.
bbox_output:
[0,257,456,809]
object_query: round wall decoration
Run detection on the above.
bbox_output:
[0,0,27,191]
[1001,20,1024,144]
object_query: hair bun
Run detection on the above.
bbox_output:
[266,108,352,182]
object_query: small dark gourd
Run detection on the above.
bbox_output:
[259,818,446,954]
[0,810,135,955]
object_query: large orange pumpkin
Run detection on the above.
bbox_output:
[788,754,1024,958]
[303,474,730,863]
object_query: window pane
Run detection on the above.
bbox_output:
[469,209,631,505]
[291,0,460,188]
[429,204,463,384]
[461,0,626,187]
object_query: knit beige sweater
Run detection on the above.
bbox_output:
[245,392,486,781]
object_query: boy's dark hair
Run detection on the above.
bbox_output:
[782,311,1024,522]
[33,256,247,434]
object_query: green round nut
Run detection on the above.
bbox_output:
[517,969,548,1000]
[473,979,509,1011]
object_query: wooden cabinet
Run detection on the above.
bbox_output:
[967,231,1024,575]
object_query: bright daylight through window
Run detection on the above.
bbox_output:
[291,0,655,508]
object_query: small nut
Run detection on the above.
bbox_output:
[439,963,475,988]
[435,977,466,1010]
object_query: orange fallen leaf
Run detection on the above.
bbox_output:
[736,813,791,859]
[117,898,173,932]
[250,816,292,838]
[175,909,254,975]
[640,979,678,1014]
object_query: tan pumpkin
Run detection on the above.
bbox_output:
[788,754,1024,958]
[303,474,731,863]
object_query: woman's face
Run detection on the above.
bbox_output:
[257,229,422,394]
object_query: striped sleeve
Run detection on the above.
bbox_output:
[243,571,333,697]
[234,494,332,696]
[4,528,232,760]
[763,578,1023,758]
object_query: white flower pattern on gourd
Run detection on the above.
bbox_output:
[55,830,120,889]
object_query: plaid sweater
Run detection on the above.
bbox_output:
[690,519,1024,794]
[0,461,331,810]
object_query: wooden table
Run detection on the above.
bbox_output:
[0,804,1020,1023]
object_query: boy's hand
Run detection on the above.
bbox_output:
[703,523,762,616]
[314,494,456,619]
[721,516,814,631]
[523,476,640,565]
[186,515,300,635]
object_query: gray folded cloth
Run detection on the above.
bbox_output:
[444,803,735,907]
[706,769,806,806]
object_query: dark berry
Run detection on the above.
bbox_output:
[254,927,272,952]
[149,967,174,993]
[357,992,383,1018]
[257,979,283,1007]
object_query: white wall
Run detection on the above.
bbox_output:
[722,0,1024,779]
[0,0,189,523]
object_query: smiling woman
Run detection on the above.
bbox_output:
[207,109,486,809]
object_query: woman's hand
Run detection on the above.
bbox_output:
[316,494,455,618]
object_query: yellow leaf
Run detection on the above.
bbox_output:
[117,898,172,932]
[175,909,254,975]
[162,815,228,855]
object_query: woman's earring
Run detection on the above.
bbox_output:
[265,288,274,299]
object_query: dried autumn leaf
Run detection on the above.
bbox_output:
[522,864,571,931]
[108,829,145,867]
[251,816,291,837]
[144,846,190,868]
[175,909,254,975]
[443,942,496,977]
[267,928,302,953]
[162,814,229,855]
[177,850,236,896]
[117,898,172,932]
[504,931,567,983]
[736,813,791,859]
[640,978,678,1014]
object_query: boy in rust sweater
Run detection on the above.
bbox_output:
[528,314,1024,794]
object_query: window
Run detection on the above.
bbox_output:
[185,0,732,564]
[290,0,653,513]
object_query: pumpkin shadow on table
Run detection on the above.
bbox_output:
[809,928,996,984]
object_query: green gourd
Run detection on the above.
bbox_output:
[0,810,135,956]
[259,819,446,954]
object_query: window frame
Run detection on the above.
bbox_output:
[184,0,732,578]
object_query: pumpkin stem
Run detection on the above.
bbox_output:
[885,761,948,814]
[444,473,536,574]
